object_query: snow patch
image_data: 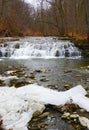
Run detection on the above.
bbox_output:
[0,84,89,130]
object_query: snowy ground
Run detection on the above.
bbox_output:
[0,84,89,130]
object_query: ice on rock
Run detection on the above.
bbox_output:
[0,84,89,130]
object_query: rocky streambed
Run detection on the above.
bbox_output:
[0,58,89,130]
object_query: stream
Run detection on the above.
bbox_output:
[0,37,89,130]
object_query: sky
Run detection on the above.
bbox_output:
[25,0,34,4]
[25,0,49,9]
[25,0,39,7]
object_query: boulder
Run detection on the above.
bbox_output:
[4,43,8,47]
[55,50,60,57]
[65,50,70,57]
[0,51,2,57]
[79,116,89,127]
[64,45,68,49]
[14,44,20,49]
[4,52,10,57]
[61,112,70,119]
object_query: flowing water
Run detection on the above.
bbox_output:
[0,37,89,130]
[0,37,81,59]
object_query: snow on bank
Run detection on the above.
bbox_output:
[0,84,89,130]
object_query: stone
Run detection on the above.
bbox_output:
[61,112,70,119]
[84,86,89,90]
[6,69,25,77]
[4,52,10,57]
[39,112,49,119]
[10,78,30,87]
[87,79,89,82]
[64,45,68,49]
[14,44,20,49]
[64,83,72,89]
[0,80,4,86]
[65,50,70,57]
[40,122,45,128]
[61,104,78,112]
[79,116,89,127]
[35,70,42,73]
[41,69,46,73]
[80,109,85,113]
[33,111,43,118]
[71,52,78,57]
[29,75,35,79]
[47,84,57,89]
[55,50,60,57]
[40,78,49,82]
[32,118,39,122]
[6,70,15,75]
[4,43,8,47]
[14,79,30,87]
[70,114,79,119]
[9,79,18,86]
[64,84,70,87]
[64,69,72,73]
[28,80,33,84]
[0,51,2,57]
[76,75,81,77]
[87,66,89,70]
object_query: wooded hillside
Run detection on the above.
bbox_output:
[0,0,89,40]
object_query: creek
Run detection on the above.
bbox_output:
[0,37,89,130]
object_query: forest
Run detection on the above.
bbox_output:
[0,0,89,40]
[1,1,89,130]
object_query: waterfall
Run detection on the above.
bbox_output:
[0,37,81,59]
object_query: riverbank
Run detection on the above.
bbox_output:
[0,37,20,43]
[58,37,89,58]
[72,39,89,58]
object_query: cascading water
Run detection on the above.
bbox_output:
[0,37,81,59]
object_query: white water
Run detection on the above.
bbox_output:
[0,37,81,59]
